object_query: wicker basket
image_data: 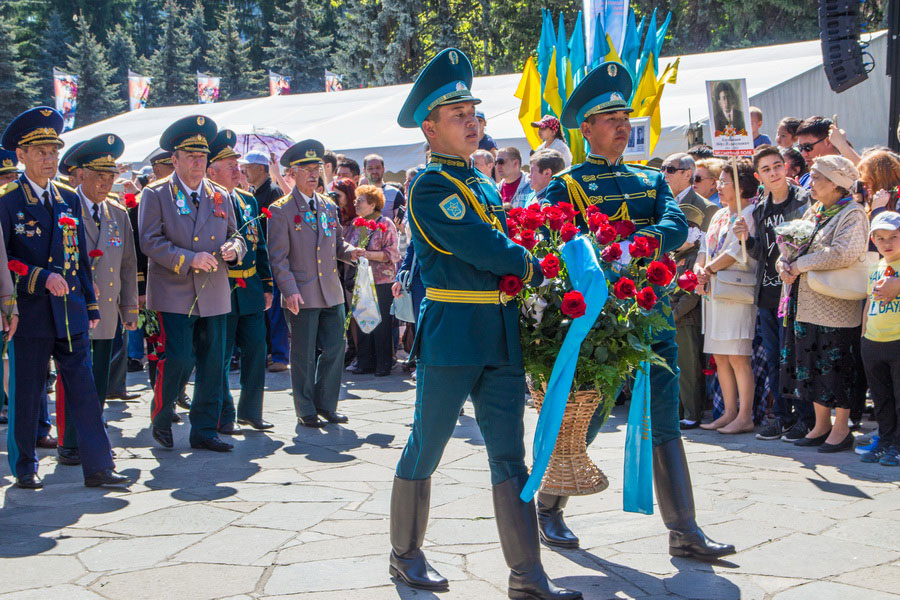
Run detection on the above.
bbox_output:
[531,386,609,496]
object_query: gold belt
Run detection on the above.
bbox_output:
[425,288,502,304]
[228,266,256,279]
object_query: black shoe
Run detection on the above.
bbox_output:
[16,473,43,489]
[818,433,855,453]
[57,446,81,465]
[755,417,784,440]
[389,477,449,591]
[680,420,700,431]
[218,421,243,435]
[190,436,233,452]
[781,420,810,443]
[84,469,131,487]
[537,493,579,549]
[172,412,182,423]
[794,430,831,447]
[152,427,174,449]
[175,393,192,410]
[127,358,143,372]
[317,410,348,424]
[107,391,140,401]
[0,408,8,424]
[298,415,326,428]
[374,371,391,377]
[237,418,274,430]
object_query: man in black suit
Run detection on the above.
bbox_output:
[712,81,745,134]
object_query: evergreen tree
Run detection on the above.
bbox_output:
[66,13,125,126]
[0,13,37,126]
[106,24,137,105]
[147,0,195,106]
[264,0,331,93]
[34,10,71,104]
[206,2,263,100]
[131,0,164,58]
[185,0,210,76]
[334,0,383,87]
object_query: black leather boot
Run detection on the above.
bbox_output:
[388,477,448,591]
[654,438,736,560]
[536,493,579,549]
[494,475,582,600]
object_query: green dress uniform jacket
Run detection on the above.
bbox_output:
[228,188,273,313]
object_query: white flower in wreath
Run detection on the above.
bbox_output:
[522,294,549,326]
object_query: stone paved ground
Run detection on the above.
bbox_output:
[1,367,899,600]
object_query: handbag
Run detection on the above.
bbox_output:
[390,256,417,323]
[806,251,879,300]
[710,269,755,304]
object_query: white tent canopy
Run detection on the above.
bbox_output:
[60,32,889,171]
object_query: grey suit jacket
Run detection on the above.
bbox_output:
[267,188,355,309]
[80,191,138,339]
[138,174,246,317]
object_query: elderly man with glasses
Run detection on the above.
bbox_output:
[661,152,717,231]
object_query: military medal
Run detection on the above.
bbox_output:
[321,212,331,237]
[14,224,24,235]
[107,220,122,246]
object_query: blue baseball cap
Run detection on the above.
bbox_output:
[870,211,900,234]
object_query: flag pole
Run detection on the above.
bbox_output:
[731,156,748,263]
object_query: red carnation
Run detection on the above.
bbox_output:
[236,278,247,289]
[702,356,717,375]
[560,222,578,242]
[540,254,561,278]
[519,230,538,250]
[660,254,677,275]
[613,220,636,239]
[88,249,104,258]
[556,202,577,221]
[59,216,76,227]
[353,216,367,227]
[600,243,622,262]
[294,215,302,224]
[677,270,699,292]
[214,192,223,202]
[147,353,159,362]
[523,211,545,230]
[646,261,674,286]
[123,193,138,209]
[630,236,652,259]
[8,260,27,276]
[365,220,378,231]
[613,277,636,299]
[636,286,658,310]
[260,207,272,218]
[596,224,617,245]
[560,291,587,318]
[378,222,388,233]
[499,275,523,297]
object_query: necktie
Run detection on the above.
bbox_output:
[42,191,53,216]
[191,191,199,210]
[92,203,101,228]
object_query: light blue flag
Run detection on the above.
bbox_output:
[623,361,654,514]
[538,8,555,116]
[620,8,641,78]
[556,12,568,102]
[568,11,587,86]
[591,12,609,70]
[521,236,609,503]
[655,11,672,64]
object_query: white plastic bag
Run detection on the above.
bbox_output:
[352,257,382,333]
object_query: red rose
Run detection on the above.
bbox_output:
[560,222,578,242]
[499,275,523,297]
[588,212,609,233]
[556,202,577,221]
[236,278,247,289]
[560,291,587,318]
[519,230,537,250]
[507,207,524,223]
[294,215,302,224]
[523,211,545,230]
[155,344,165,354]
[59,216,76,227]
[596,224,617,245]
[260,207,272,218]
[88,249,104,258]
[507,223,520,239]
[123,193,138,209]
[631,237,653,259]
[613,277,636,299]
[660,254,677,275]
[543,206,564,231]
[585,204,600,216]
[613,220,636,239]
[378,222,387,232]
[646,261,674,286]
[600,243,622,262]
[540,254,561,278]
[636,286,658,310]
[8,260,27,276]
[677,270,699,292]
[645,236,660,253]
[147,353,159,362]
[365,220,378,231]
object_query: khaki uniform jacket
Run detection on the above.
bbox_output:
[268,188,354,309]
[80,191,138,339]
[138,174,247,317]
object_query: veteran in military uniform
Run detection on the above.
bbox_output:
[0,107,129,489]
[541,63,735,561]
[138,115,246,452]
[58,140,86,188]
[387,49,578,600]
[0,147,19,185]
[267,140,362,428]
[206,130,273,432]
[54,133,138,466]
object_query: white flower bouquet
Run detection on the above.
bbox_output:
[774,219,817,321]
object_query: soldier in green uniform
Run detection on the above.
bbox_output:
[390,48,580,600]
[541,62,735,561]
[206,130,273,432]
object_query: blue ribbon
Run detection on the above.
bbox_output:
[521,236,608,502]
[623,362,654,514]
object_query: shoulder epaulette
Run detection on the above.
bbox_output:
[271,193,291,209]
[424,163,443,173]
[52,180,75,193]
[0,182,19,197]
[147,175,171,189]
[316,192,337,210]
[628,163,660,172]
[209,181,229,196]
[107,199,127,212]
[234,187,252,197]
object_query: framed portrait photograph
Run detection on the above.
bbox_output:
[705,78,754,157]
[623,116,651,160]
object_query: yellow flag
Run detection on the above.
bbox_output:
[543,49,563,119]
[562,59,585,164]
[631,54,662,155]
[514,56,543,149]
[604,34,622,63]
[658,57,680,85]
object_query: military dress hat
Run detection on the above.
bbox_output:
[280,139,325,168]
[397,48,481,128]
[679,203,705,229]
[58,140,87,176]
[0,148,19,176]
[1,106,65,150]
[147,148,173,166]
[159,115,217,153]
[560,61,633,129]
[66,134,124,173]
[208,129,241,164]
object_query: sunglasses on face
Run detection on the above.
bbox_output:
[797,137,827,153]
[662,166,686,174]
[693,175,712,183]
[495,158,507,166]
